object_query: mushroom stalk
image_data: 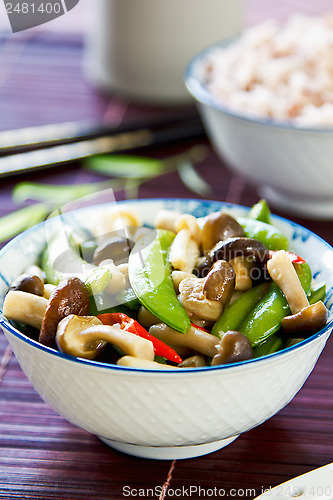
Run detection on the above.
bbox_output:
[43,284,57,299]
[57,318,154,361]
[149,323,219,357]
[229,256,253,291]
[267,250,328,334]
[169,228,199,274]
[3,290,48,330]
[267,250,308,314]
[175,214,202,244]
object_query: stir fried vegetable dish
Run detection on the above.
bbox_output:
[3,200,328,369]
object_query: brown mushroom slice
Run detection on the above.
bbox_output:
[57,323,154,361]
[211,331,253,366]
[56,315,105,358]
[203,260,235,305]
[282,300,328,336]
[209,237,269,267]
[39,277,90,348]
[3,290,48,330]
[202,212,245,252]
[178,355,207,368]
[196,236,269,279]
[25,265,44,282]
[11,274,44,297]
[93,236,134,266]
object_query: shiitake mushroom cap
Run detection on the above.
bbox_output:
[39,277,90,348]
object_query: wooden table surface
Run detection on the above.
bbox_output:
[1,4,333,499]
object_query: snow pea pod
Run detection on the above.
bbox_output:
[237,217,288,251]
[129,229,191,333]
[211,282,269,337]
[248,199,271,224]
[294,262,312,295]
[309,284,326,304]
[239,262,312,346]
[253,332,285,358]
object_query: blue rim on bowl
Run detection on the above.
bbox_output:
[0,198,332,374]
[184,37,333,134]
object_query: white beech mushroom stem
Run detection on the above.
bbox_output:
[57,323,154,361]
[267,250,309,314]
[3,290,48,329]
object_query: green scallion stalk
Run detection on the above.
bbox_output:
[0,203,49,243]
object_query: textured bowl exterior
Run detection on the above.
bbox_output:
[4,327,329,447]
[1,199,333,450]
[185,44,333,217]
[198,104,333,199]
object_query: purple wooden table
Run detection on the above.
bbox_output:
[0,23,333,500]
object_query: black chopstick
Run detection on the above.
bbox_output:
[0,118,206,178]
[0,110,202,154]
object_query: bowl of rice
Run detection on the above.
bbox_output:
[185,13,333,219]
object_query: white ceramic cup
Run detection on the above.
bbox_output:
[84,0,243,103]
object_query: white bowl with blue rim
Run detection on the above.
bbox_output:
[0,198,332,460]
[185,40,333,219]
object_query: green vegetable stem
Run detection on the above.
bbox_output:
[0,203,49,243]
[129,229,191,333]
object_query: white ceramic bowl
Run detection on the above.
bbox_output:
[1,199,333,460]
[185,41,333,219]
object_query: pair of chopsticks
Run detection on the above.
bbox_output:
[0,112,206,178]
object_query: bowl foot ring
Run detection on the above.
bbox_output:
[98,435,239,460]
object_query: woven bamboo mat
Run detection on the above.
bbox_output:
[0,11,333,500]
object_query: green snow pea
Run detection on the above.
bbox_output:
[237,217,288,251]
[211,282,269,337]
[239,282,288,346]
[239,262,312,346]
[309,284,326,304]
[248,199,271,224]
[294,262,312,295]
[129,229,191,333]
[253,332,285,358]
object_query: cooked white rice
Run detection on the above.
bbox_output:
[205,13,333,126]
